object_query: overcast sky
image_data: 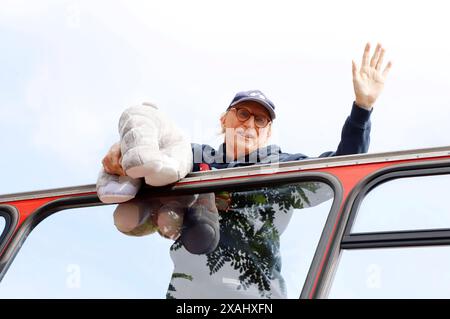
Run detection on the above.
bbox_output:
[1,0,450,299]
[1,0,450,194]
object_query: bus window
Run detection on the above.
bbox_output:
[351,174,450,233]
[0,216,5,240]
[328,246,450,298]
[328,172,450,298]
[0,181,333,298]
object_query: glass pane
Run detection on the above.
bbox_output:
[328,246,450,298]
[279,186,333,298]
[0,181,333,299]
[352,174,450,233]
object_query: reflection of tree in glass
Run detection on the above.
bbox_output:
[210,182,323,297]
[170,182,324,298]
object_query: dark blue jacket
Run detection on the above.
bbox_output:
[191,102,372,171]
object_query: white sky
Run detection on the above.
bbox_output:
[1,0,450,299]
[1,0,450,193]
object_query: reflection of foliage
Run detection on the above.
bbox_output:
[170,182,324,298]
[207,182,322,298]
[166,273,193,299]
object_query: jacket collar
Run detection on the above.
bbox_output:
[215,143,281,166]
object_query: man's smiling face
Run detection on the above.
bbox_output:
[221,101,272,160]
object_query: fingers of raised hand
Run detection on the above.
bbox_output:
[361,42,371,68]
[352,60,359,78]
[382,61,393,78]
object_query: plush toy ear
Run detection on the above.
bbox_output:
[113,199,158,236]
[118,103,193,186]
[219,112,227,132]
[154,203,184,240]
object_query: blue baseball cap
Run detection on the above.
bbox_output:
[227,90,276,120]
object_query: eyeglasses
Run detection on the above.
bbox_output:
[231,107,271,128]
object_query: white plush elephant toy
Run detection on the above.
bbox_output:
[96,102,220,254]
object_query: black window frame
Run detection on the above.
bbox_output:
[0,211,10,243]
[342,162,450,249]
[314,158,450,299]
[0,171,343,299]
